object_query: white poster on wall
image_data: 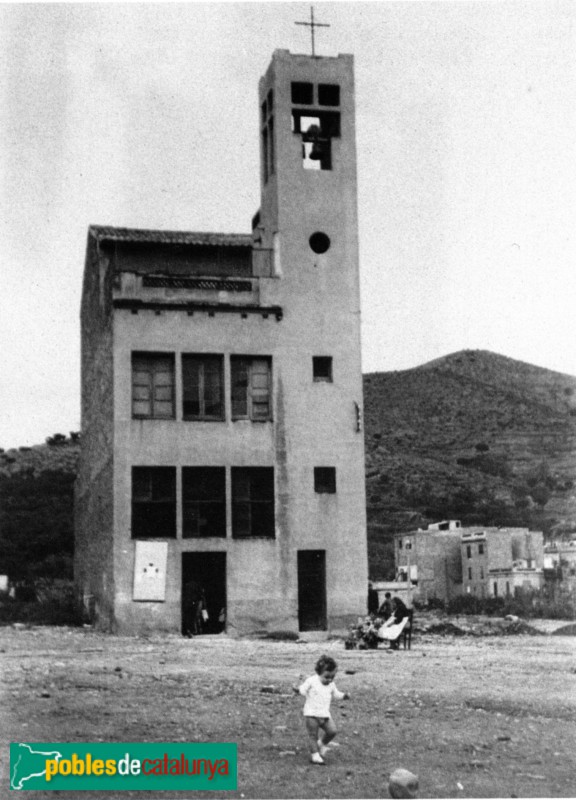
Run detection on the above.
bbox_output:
[133,541,168,601]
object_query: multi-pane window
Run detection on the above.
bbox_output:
[232,467,275,538]
[313,356,333,382]
[182,467,226,538]
[132,467,176,538]
[231,357,272,421]
[182,355,224,420]
[132,353,175,419]
[314,467,336,494]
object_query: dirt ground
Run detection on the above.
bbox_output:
[1,618,575,800]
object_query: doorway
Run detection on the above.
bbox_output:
[182,552,226,635]
[297,550,327,631]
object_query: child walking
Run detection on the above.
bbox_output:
[294,655,350,765]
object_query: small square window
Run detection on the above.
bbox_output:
[313,356,333,382]
[291,82,313,104]
[318,83,340,106]
[314,467,336,494]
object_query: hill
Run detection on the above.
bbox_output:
[0,437,79,582]
[364,350,576,577]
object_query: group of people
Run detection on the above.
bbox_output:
[368,587,412,650]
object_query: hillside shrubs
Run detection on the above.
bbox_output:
[0,581,85,626]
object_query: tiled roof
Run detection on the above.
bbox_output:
[89,225,253,248]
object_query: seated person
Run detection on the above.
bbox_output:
[377,596,410,649]
[377,591,392,620]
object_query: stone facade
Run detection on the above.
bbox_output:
[75,50,368,635]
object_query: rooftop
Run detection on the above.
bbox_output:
[88,225,253,249]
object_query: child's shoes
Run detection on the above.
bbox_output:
[310,753,325,765]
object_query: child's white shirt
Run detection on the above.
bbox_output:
[298,674,345,717]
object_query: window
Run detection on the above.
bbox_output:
[291,82,313,104]
[309,232,331,254]
[478,543,484,555]
[182,467,226,538]
[318,83,340,106]
[466,545,472,559]
[313,356,333,382]
[232,467,275,538]
[480,567,485,580]
[132,467,176,538]
[262,89,275,183]
[292,110,340,172]
[231,357,272,421]
[182,355,224,420]
[132,353,175,419]
[468,567,472,580]
[314,467,336,494]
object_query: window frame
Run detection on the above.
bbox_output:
[231,467,275,539]
[314,467,337,494]
[312,356,333,382]
[131,466,176,539]
[182,354,224,421]
[182,466,226,539]
[132,352,175,420]
[231,356,273,422]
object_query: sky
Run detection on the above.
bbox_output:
[1,1,576,448]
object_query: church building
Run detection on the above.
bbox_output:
[75,48,368,635]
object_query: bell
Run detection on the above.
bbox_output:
[305,123,321,138]
[309,141,324,160]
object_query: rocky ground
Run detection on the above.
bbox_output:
[2,615,575,799]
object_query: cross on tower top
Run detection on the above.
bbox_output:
[295,6,330,57]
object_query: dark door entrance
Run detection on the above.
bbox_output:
[182,552,226,635]
[297,550,327,631]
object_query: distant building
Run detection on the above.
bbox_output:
[392,521,544,603]
[394,521,463,603]
[461,528,544,598]
[544,540,576,572]
[544,541,576,591]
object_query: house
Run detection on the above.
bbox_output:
[392,521,544,603]
[393,521,463,603]
[74,48,368,635]
[461,528,544,598]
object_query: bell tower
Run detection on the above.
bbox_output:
[255,49,368,630]
[257,49,358,280]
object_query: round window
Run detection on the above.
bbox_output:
[309,232,331,254]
